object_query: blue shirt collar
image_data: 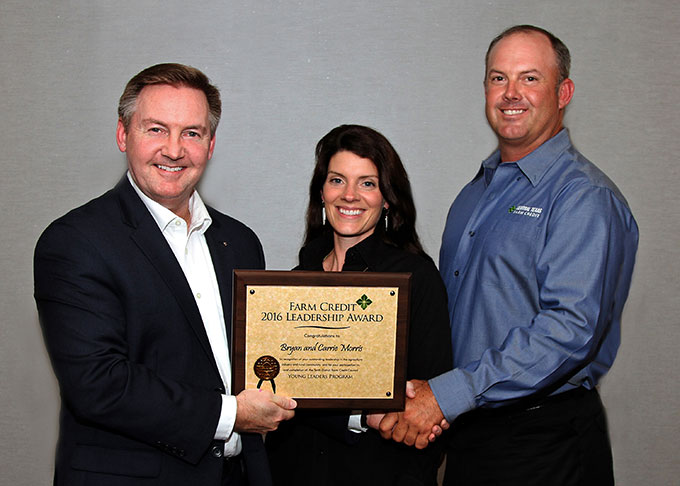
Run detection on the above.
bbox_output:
[480,129,572,187]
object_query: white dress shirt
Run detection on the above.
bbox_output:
[128,173,241,456]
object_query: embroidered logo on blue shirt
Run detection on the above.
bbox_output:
[508,205,543,218]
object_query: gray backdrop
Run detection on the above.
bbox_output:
[2,1,678,484]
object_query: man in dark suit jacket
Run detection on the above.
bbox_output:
[34,63,296,485]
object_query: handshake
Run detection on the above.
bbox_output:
[366,379,449,449]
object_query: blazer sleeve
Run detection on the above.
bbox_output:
[34,218,221,465]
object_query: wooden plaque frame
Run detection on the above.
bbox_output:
[232,270,411,410]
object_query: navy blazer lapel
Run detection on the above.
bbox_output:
[114,178,221,378]
[204,214,236,347]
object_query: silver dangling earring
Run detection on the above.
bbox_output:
[384,208,389,231]
[322,204,326,225]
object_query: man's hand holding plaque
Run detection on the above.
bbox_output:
[234,389,297,434]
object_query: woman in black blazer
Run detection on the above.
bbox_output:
[266,124,452,486]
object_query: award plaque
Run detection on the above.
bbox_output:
[232,270,411,410]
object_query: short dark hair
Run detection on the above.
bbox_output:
[485,25,571,84]
[118,63,221,137]
[304,124,425,256]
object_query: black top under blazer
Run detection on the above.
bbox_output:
[266,232,452,486]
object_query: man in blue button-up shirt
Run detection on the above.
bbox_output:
[377,25,638,485]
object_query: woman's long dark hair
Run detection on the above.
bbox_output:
[304,124,425,256]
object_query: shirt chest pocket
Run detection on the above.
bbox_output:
[475,214,541,290]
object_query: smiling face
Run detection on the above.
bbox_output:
[322,150,387,247]
[484,31,574,162]
[116,84,215,221]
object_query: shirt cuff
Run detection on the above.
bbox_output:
[215,394,241,456]
[347,412,366,434]
[429,369,477,422]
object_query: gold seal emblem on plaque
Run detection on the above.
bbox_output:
[254,355,280,393]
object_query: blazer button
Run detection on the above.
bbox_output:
[210,445,223,458]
